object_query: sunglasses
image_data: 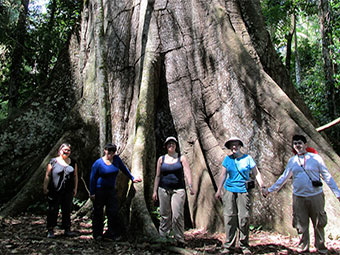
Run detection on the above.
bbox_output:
[63,149,71,152]
[293,141,304,145]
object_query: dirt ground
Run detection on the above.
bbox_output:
[1,214,340,254]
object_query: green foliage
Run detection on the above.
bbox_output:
[262,0,340,151]
[151,206,161,221]
[73,197,87,211]
[250,224,262,232]
[0,0,83,117]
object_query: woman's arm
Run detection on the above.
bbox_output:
[215,166,227,200]
[152,157,162,201]
[252,166,265,188]
[181,155,194,195]
[43,164,53,195]
[74,163,78,196]
[89,160,99,200]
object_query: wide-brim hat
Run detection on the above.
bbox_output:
[164,136,178,145]
[224,137,244,149]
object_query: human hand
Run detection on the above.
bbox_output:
[43,188,49,195]
[262,187,269,198]
[152,192,158,202]
[189,185,195,195]
[215,190,221,200]
[133,177,142,183]
[90,195,95,201]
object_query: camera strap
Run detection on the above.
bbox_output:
[297,154,320,183]
[232,156,249,181]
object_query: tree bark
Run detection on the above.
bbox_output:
[38,0,57,86]
[1,0,340,240]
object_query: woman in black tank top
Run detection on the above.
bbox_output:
[152,136,194,246]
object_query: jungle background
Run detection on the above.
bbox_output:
[1,0,340,254]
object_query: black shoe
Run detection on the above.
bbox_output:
[64,230,76,237]
[94,235,103,241]
[47,230,55,238]
[115,235,124,242]
[103,232,116,241]
[176,240,187,248]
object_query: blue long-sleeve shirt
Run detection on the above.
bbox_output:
[89,156,134,195]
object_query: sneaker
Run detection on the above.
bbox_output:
[115,235,124,242]
[64,230,76,237]
[103,232,115,241]
[94,235,102,241]
[242,247,252,255]
[296,248,309,253]
[47,230,55,238]
[317,249,328,254]
[220,248,232,254]
[176,240,187,248]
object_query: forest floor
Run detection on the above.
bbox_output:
[1,214,340,254]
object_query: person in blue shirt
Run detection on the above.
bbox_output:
[89,143,142,241]
[215,137,265,254]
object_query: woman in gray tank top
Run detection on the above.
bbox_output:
[43,143,78,238]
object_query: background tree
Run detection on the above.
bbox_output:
[7,0,29,116]
[1,0,340,241]
[0,0,82,118]
[262,0,340,151]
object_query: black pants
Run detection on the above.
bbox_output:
[47,191,73,230]
[92,189,121,238]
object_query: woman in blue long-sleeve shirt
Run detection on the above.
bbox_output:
[90,143,142,240]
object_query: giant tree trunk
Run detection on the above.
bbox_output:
[1,0,340,239]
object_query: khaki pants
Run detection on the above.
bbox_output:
[223,190,250,249]
[293,192,327,251]
[158,187,186,242]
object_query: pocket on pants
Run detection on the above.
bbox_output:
[317,211,327,228]
[292,212,302,232]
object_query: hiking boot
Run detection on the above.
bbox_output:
[94,235,103,241]
[317,249,328,254]
[47,230,55,238]
[176,239,187,248]
[64,229,76,237]
[242,247,252,255]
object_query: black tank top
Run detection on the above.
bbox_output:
[159,156,185,190]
